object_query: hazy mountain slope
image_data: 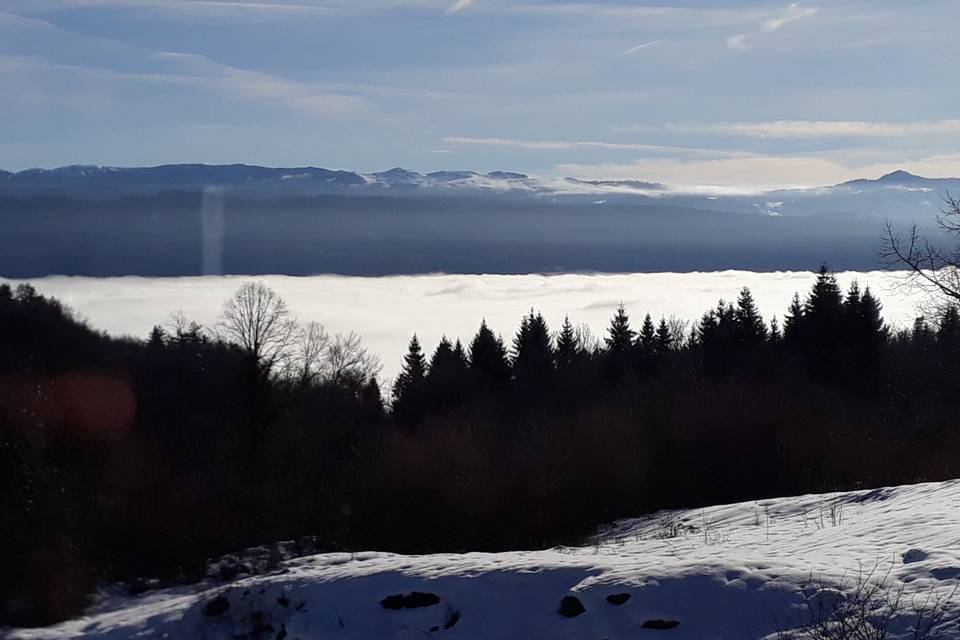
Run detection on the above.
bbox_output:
[0,164,957,222]
[0,165,951,276]
[9,480,960,639]
[0,194,892,276]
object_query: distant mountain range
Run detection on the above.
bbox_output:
[1,164,955,277]
[1,163,956,220]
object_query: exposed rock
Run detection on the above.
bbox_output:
[558,595,586,618]
[203,595,230,617]
[642,619,680,630]
[380,591,440,610]
[903,548,929,564]
[606,593,631,605]
[932,567,960,581]
[444,610,461,629]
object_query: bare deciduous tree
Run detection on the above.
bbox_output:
[326,331,382,386]
[219,281,298,375]
[288,320,330,386]
[666,315,691,348]
[882,194,960,316]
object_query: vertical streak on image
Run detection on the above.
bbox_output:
[201,186,226,275]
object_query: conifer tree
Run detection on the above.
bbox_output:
[859,287,887,345]
[655,317,673,353]
[453,339,469,369]
[638,313,657,352]
[805,265,844,322]
[734,287,767,343]
[769,316,782,342]
[801,266,855,382]
[393,334,427,402]
[555,315,581,369]
[605,304,636,353]
[784,293,804,342]
[469,320,510,382]
[512,309,553,380]
[427,336,464,380]
[939,305,960,346]
[844,280,862,313]
[148,325,167,349]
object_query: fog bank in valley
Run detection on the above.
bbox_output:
[4,271,925,382]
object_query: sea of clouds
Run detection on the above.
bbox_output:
[4,272,927,383]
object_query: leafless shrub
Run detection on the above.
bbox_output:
[772,562,956,640]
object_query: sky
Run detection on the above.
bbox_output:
[2,0,960,189]
[4,270,927,382]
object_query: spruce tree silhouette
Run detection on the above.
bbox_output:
[605,303,637,378]
[393,334,428,428]
[784,293,804,343]
[393,334,427,400]
[427,336,458,378]
[734,287,767,344]
[638,313,657,352]
[939,305,960,346]
[469,319,510,383]
[426,336,470,413]
[512,309,554,382]
[605,304,636,352]
[800,265,846,382]
[769,316,782,342]
[555,315,581,370]
[655,317,673,353]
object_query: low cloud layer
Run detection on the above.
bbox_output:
[4,271,926,383]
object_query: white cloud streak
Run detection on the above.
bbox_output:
[630,119,960,139]
[446,0,472,15]
[441,136,738,157]
[727,3,817,50]
[623,37,667,56]
[0,52,368,117]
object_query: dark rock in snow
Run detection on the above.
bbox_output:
[381,594,405,610]
[932,567,960,581]
[444,609,461,629]
[558,595,586,618]
[642,619,680,630]
[276,595,290,608]
[380,591,440,610]
[903,549,928,564]
[203,595,230,617]
[606,593,631,605]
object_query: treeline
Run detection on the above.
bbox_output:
[3,267,960,627]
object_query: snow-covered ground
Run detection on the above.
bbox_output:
[8,481,960,639]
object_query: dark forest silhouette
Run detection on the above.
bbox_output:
[3,266,960,627]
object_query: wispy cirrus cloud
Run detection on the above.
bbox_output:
[446,0,472,15]
[620,119,960,139]
[727,3,817,50]
[441,136,737,157]
[0,51,368,117]
[623,37,667,56]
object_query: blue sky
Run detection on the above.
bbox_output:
[2,0,959,188]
